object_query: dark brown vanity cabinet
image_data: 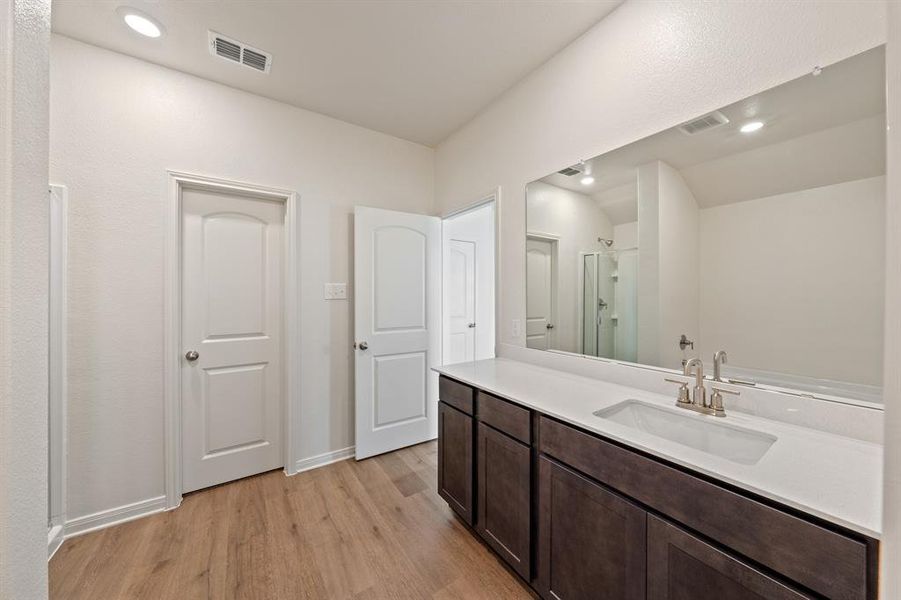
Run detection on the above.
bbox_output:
[538,456,646,600]
[436,376,878,600]
[646,516,812,600]
[437,401,474,525]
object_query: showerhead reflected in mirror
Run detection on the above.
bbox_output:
[526,46,886,404]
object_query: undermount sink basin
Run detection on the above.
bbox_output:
[593,400,777,465]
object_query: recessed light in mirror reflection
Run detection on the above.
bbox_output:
[740,121,764,133]
[117,7,163,38]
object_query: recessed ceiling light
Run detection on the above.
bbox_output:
[740,121,764,134]
[580,175,595,185]
[117,7,164,38]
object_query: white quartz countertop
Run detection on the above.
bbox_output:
[434,358,883,539]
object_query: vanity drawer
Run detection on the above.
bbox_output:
[477,391,531,444]
[538,416,870,600]
[439,376,475,416]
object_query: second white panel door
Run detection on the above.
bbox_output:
[526,237,555,350]
[446,239,476,364]
[181,188,284,493]
[354,206,441,460]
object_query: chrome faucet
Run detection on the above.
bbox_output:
[683,358,706,407]
[713,350,728,382]
[664,354,740,417]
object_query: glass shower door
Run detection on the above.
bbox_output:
[582,253,598,356]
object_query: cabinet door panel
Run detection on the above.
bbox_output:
[539,416,869,600]
[477,423,531,579]
[647,515,813,600]
[438,401,473,524]
[538,456,646,600]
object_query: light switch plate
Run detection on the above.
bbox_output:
[512,319,522,339]
[324,283,347,300]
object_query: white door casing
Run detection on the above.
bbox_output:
[526,236,556,350]
[48,184,67,557]
[354,206,440,460]
[446,239,476,364]
[181,187,285,493]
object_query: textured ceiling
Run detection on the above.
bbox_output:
[52,0,622,146]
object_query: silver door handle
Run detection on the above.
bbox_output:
[468,323,476,328]
[546,324,554,329]
[185,350,199,362]
[356,341,368,351]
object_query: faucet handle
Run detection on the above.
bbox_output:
[664,377,692,405]
[711,386,740,395]
[710,386,740,417]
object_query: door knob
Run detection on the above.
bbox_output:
[185,350,199,362]
[468,323,476,328]
[356,341,369,351]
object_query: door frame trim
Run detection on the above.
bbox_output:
[441,187,501,358]
[48,183,68,558]
[163,171,299,509]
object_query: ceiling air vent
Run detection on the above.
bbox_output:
[209,31,272,73]
[557,165,583,177]
[679,111,729,135]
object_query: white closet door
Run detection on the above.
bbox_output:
[526,237,555,350]
[354,206,440,460]
[446,239,476,364]
[181,188,284,493]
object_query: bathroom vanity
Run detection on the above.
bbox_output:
[434,360,881,600]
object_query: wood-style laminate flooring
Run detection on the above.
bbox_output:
[49,441,534,600]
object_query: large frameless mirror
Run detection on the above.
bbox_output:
[525,46,886,404]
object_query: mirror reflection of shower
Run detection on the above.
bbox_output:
[581,243,638,362]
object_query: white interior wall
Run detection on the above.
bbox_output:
[636,163,660,365]
[526,181,613,353]
[613,221,637,249]
[636,161,700,369]
[699,176,885,386]
[657,161,700,369]
[0,0,51,597]
[50,35,434,522]
[442,202,496,363]
[594,181,638,225]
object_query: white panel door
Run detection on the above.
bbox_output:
[446,239,476,364]
[526,238,554,350]
[354,206,440,460]
[182,188,284,493]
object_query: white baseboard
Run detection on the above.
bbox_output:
[291,446,355,475]
[58,450,354,545]
[48,524,64,560]
[64,495,167,540]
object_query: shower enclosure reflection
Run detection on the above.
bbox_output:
[581,246,637,362]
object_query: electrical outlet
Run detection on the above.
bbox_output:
[324,283,347,300]
[511,319,522,339]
